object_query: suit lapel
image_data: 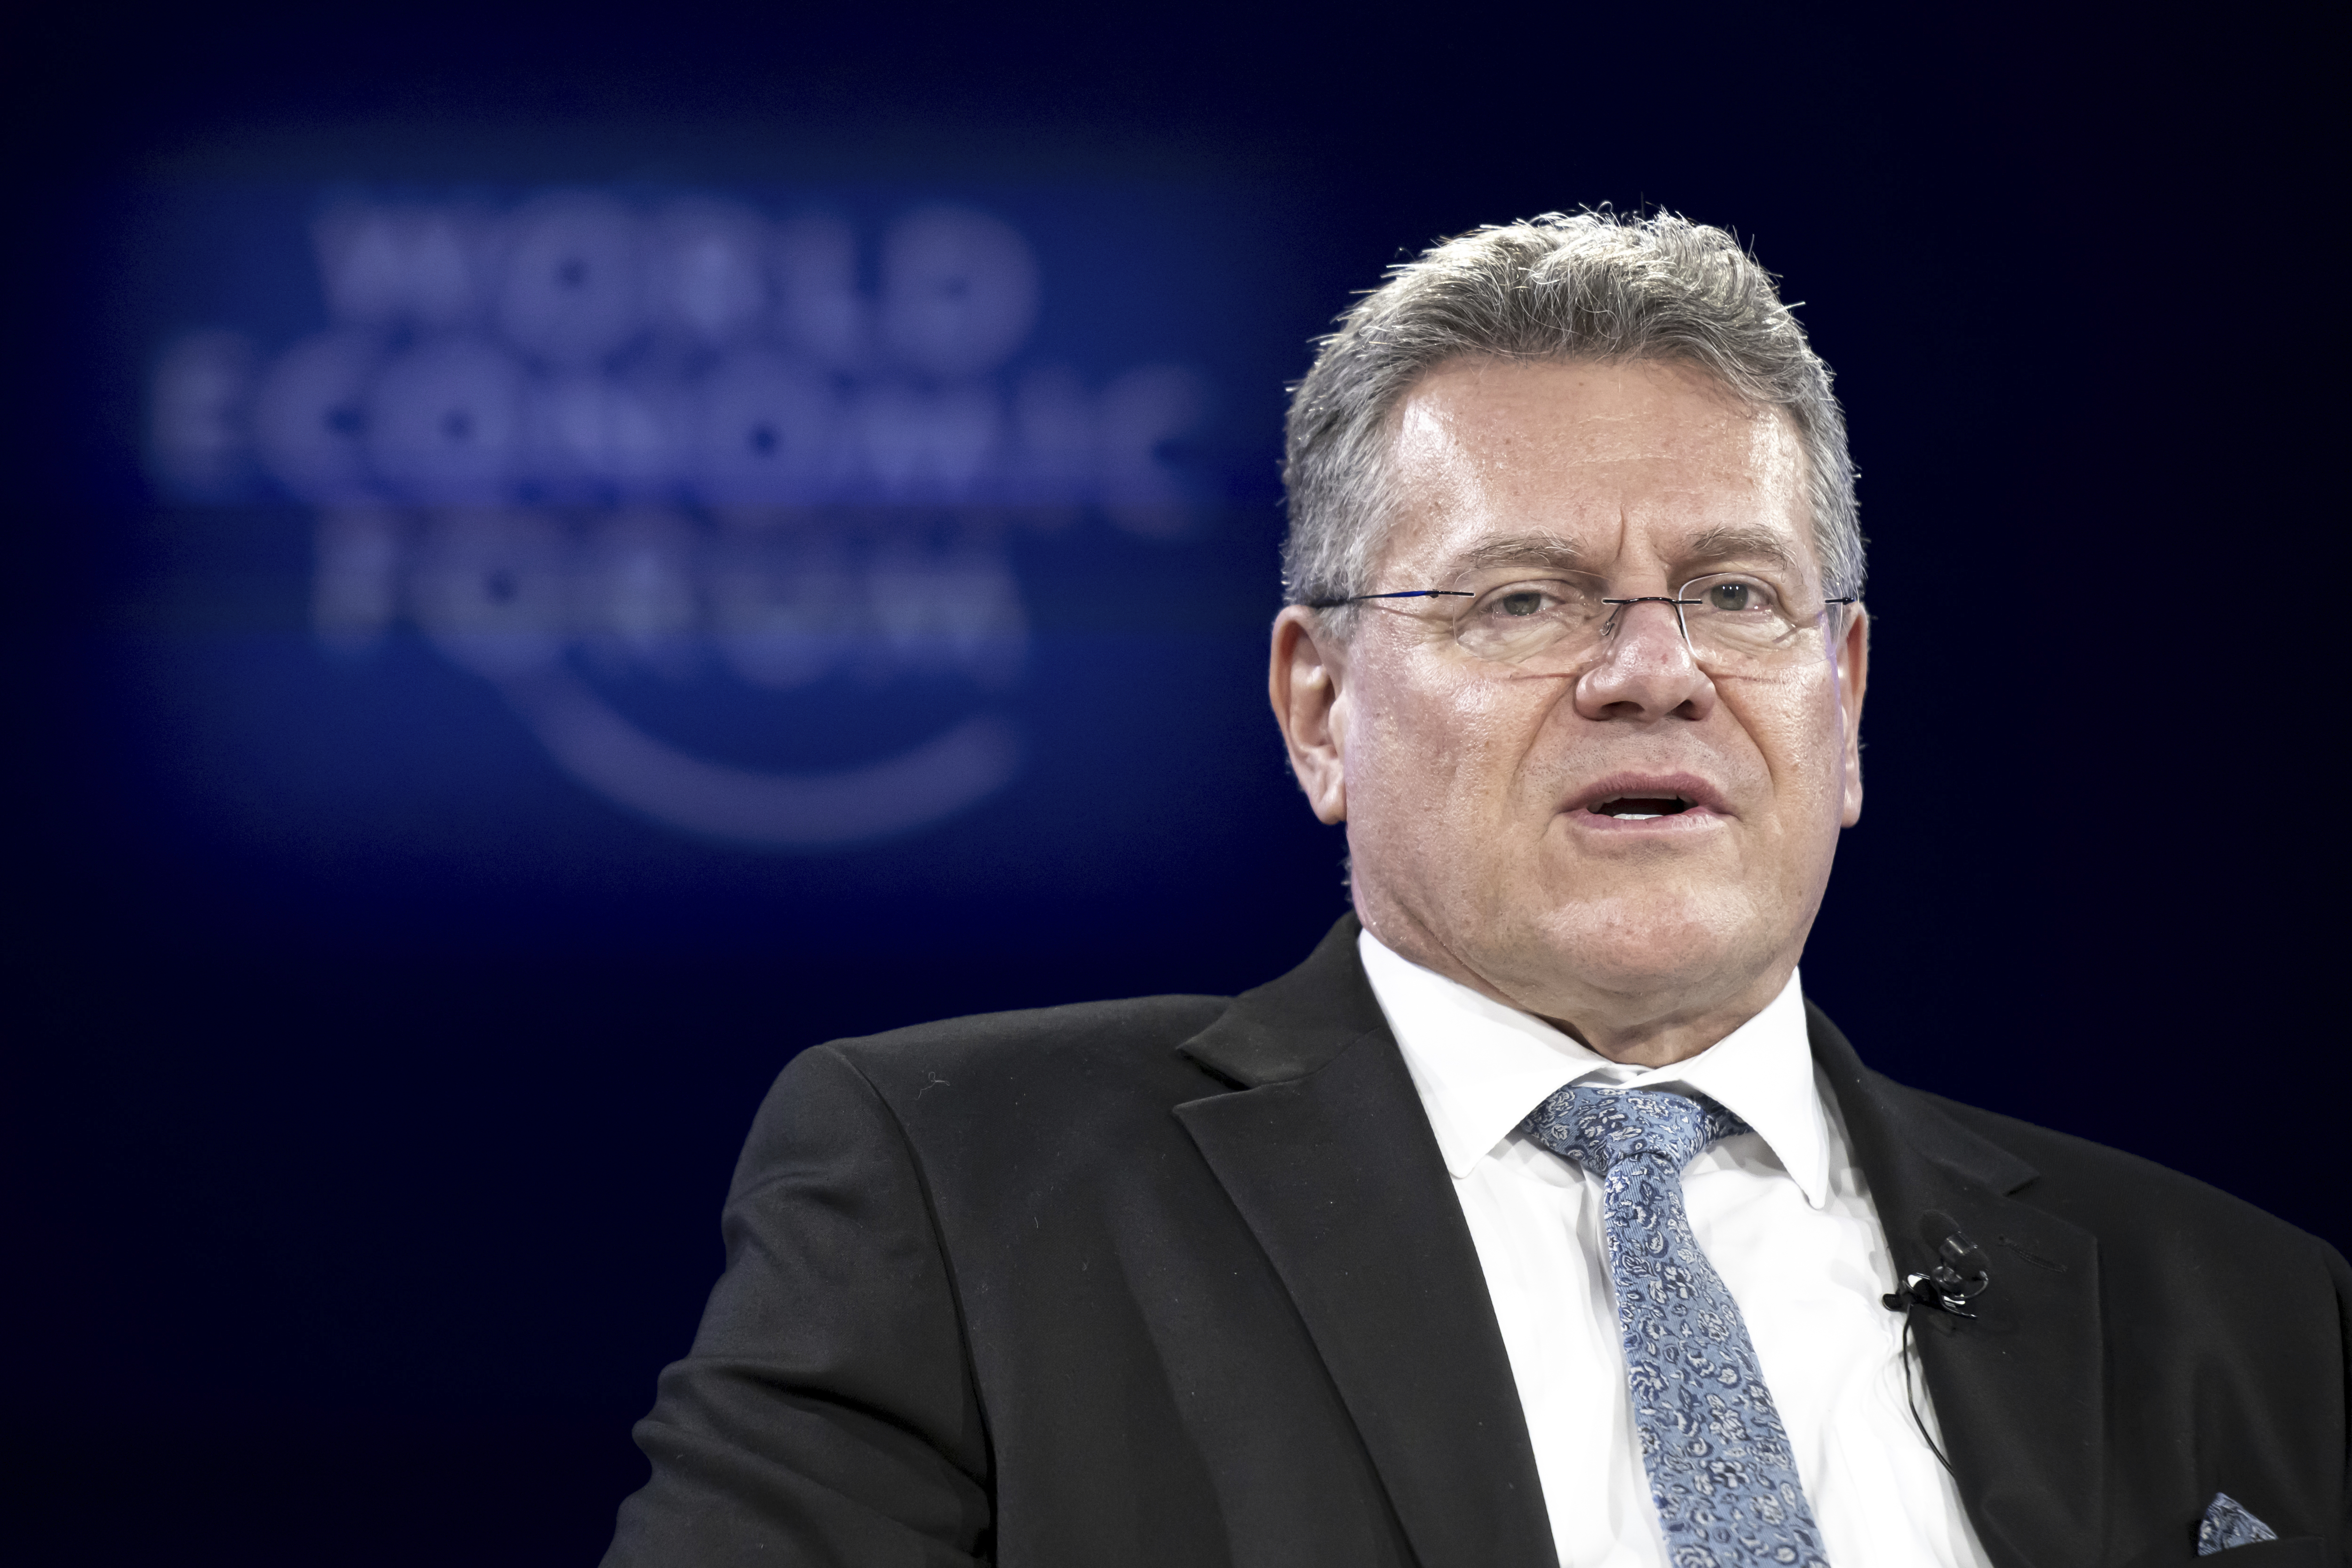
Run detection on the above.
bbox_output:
[1809,1003,2107,1568]
[1179,925,2108,1567]
[1175,917,1559,1568]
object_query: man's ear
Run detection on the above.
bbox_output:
[1269,606,1348,825]
[1837,603,1870,828]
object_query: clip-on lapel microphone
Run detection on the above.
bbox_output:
[1883,1223,1993,1318]
[1881,1214,1994,1474]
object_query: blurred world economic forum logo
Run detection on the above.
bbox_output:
[147,192,1216,847]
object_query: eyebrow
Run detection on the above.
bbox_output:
[1680,523,1810,579]
[1438,524,1811,581]
[1446,533,1600,577]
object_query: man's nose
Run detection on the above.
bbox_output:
[1571,598,1717,721]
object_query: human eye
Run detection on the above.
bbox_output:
[1470,578,1595,622]
[1691,575,1783,615]
[1452,577,1601,663]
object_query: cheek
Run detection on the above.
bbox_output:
[1348,667,1543,821]
[1735,669,1848,813]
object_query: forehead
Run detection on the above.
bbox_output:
[1380,356,1812,577]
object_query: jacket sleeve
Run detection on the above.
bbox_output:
[603,1044,993,1567]
[2333,1238,2352,1552]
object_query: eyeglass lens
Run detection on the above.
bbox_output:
[1451,573,1837,671]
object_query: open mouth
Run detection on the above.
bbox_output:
[1587,795,1696,820]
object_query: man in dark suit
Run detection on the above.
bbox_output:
[605,213,2348,1566]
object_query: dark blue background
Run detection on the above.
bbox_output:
[6,5,2337,1563]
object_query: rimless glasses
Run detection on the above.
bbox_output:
[1305,570,1857,677]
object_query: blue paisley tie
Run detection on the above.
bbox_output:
[1524,1083,1829,1568]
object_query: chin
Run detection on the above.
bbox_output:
[1514,884,1771,997]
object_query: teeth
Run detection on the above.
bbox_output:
[1590,796,1694,819]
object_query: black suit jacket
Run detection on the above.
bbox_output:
[606,918,2349,1566]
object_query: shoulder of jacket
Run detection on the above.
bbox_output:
[741,994,1238,1178]
[1911,1086,2333,1266]
[810,992,1234,1080]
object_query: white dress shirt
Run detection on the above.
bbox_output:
[1358,930,1994,1568]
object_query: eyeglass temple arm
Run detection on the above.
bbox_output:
[1299,589,1475,608]
[1303,590,1858,609]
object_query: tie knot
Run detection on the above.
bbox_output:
[1522,1082,1748,1175]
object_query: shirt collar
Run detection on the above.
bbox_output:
[1358,929,1831,1208]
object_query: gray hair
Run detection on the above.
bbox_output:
[1280,210,1863,623]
